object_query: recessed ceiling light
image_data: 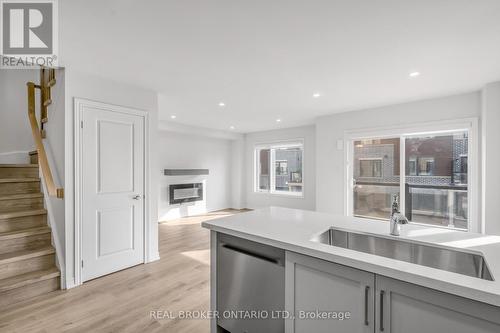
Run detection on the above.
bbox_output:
[170,115,177,119]
[229,126,235,130]
[218,102,226,107]
[276,118,282,123]
[409,71,420,78]
[313,92,321,98]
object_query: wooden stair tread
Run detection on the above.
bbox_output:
[0,178,40,183]
[0,226,51,241]
[0,246,54,265]
[0,164,38,168]
[29,151,38,156]
[0,208,47,220]
[0,193,43,201]
[0,267,59,293]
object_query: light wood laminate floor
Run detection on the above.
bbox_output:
[0,209,244,333]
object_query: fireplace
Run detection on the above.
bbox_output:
[169,183,203,205]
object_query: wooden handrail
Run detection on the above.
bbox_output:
[27,81,64,199]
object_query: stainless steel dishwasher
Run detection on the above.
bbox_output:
[217,233,285,333]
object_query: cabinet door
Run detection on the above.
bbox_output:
[376,275,500,333]
[285,252,375,333]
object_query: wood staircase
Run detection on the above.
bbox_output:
[0,152,60,308]
[0,68,62,308]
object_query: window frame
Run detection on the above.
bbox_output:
[344,118,479,233]
[254,140,304,198]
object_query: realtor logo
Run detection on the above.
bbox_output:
[1,0,58,68]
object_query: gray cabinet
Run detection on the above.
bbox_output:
[376,275,500,333]
[286,251,500,333]
[285,252,375,333]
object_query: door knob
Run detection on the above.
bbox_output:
[132,195,142,200]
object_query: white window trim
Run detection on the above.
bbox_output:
[343,118,479,233]
[254,139,305,198]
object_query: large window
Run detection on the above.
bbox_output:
[348,122,476,232]
[255,141,303,196]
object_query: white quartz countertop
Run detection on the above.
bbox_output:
[202,207,500,307]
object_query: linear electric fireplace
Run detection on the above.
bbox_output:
[169,183,203,205]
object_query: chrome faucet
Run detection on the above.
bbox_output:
[390,194,408,236]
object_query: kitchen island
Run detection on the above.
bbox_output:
[203,207,500,333]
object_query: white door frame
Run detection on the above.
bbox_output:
[73,98,151,286]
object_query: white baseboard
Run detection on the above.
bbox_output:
[147,252,161,263]
[65,278,77,290]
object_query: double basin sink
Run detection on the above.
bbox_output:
[312,227,493,281]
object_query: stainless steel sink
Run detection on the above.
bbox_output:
[312,228,494,281]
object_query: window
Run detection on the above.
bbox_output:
[457,155,468,184]
[276,160,288,175]
[460,156,468,173]
[418,157,434,176]
[359,158,382,178]
[408,156,435,176]
[255,141,303,196]
[348,123,476,232]
[408,157,417,176]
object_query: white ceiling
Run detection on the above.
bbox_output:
[60,0,500,133]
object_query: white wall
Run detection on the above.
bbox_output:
[244,125,316,211]
[0,69,37,161]
[482,82,500,235]
[63,69,160,288]
[158,131,233,220]
[315,92,482,222]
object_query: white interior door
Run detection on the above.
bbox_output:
[81,105,145,282]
